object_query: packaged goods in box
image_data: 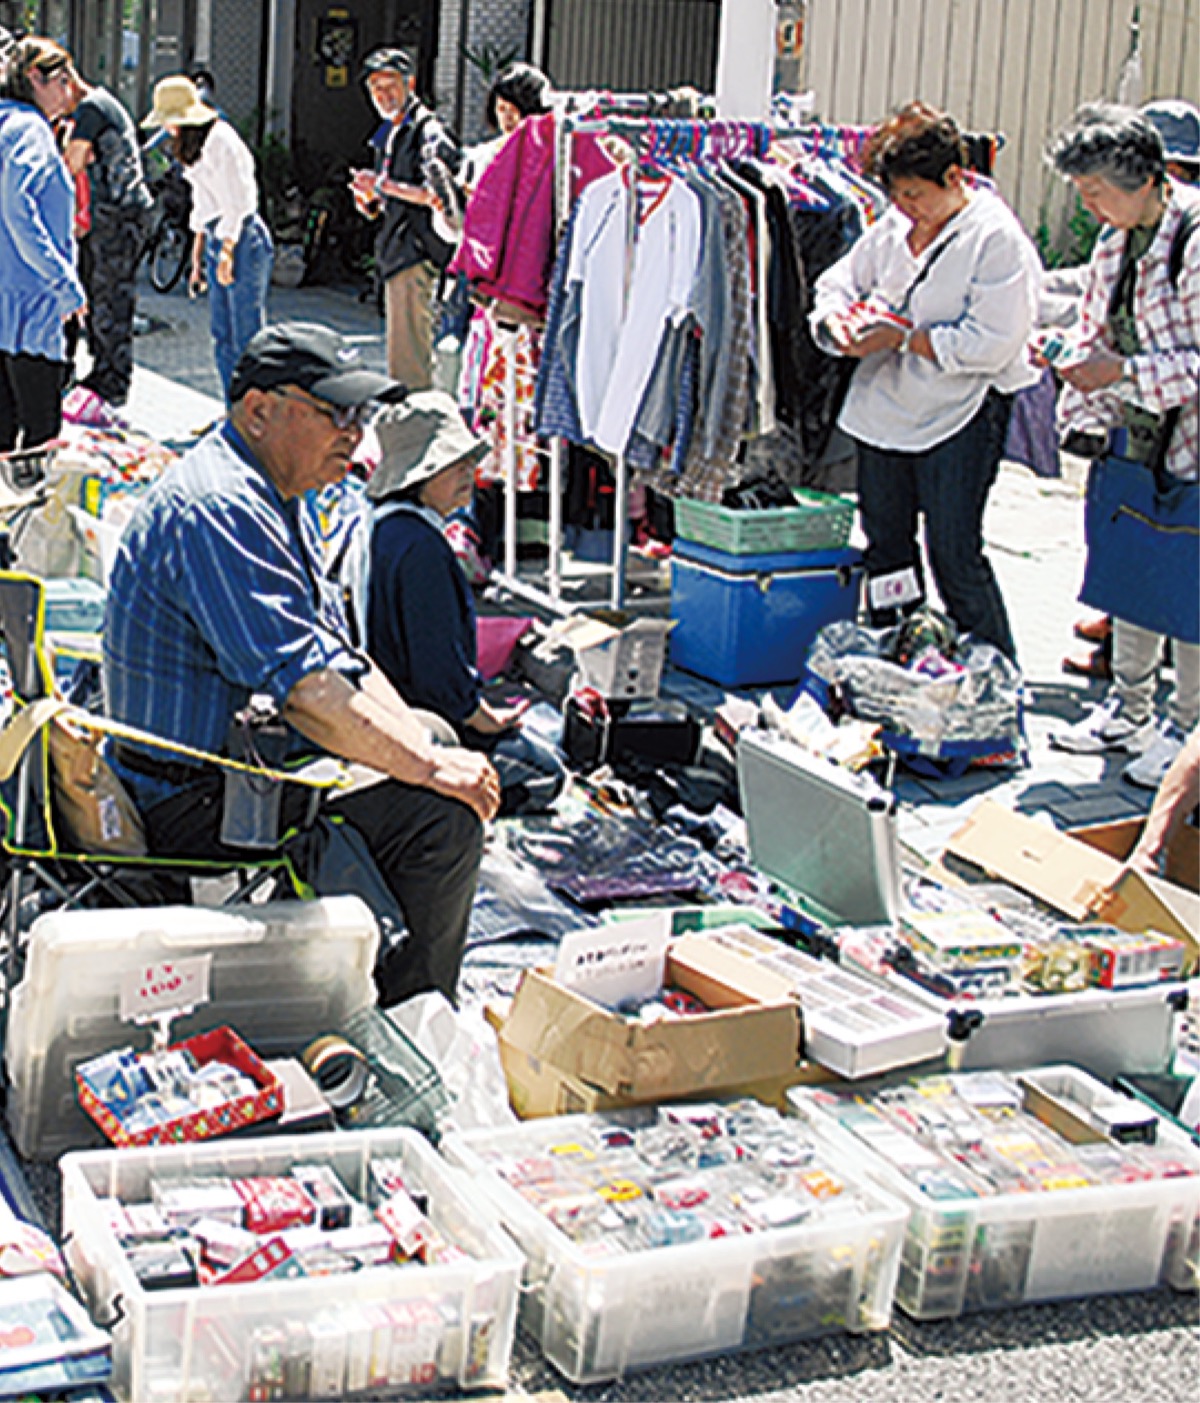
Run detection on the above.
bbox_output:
[5,897,378,1160]
[671,543,863,687]
[60,1128,522,1402]
[76,1027,283,1147]
[444,1101,906,1382]
[789,1067,1200,1318]
[740,735,1187,1078]
[0,1274,113,1396]
[495,938,802,1116]
[677,927,947,1079]
[555,614,672,700]
[673,488,855,555]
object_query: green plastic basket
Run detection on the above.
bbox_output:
[674,488,855,555]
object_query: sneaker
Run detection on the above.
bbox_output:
[1050,694,1155,754]
[1122,720,1187,790]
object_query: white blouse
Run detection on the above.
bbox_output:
[185,120,259,245]
[811,188,1041,452]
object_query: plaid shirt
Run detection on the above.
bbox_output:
[1059,181,1200,481]
[104,423,368,806]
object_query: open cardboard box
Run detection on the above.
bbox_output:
[493,936,803,1118]
[946,800,1200,974]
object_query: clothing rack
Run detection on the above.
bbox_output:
[486,114,868,617]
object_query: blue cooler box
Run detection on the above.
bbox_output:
[670,541,863,687]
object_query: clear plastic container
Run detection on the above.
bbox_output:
[789,1066,1200,1319]
[61,1128,522,1402]
[5,897,378,1159]
[444,1103,907,1383]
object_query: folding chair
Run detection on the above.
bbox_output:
[0,567,347,1003]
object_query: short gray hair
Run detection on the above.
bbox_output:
[1047,102,1165,191]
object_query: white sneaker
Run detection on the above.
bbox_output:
[1122,720,1187,789]
[1050,694,1155,755]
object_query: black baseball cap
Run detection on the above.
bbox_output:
[361,47,415,80]
[228,323,407,408]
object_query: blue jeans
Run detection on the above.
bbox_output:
[205,215,273,395]
[855,390,1016,659]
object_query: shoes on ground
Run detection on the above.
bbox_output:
[1122,719,1188,790]
[1061,645,1112,681]
[1049,693,1155,754]
[1073,610,1112,645]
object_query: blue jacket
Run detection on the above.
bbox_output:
[0,99,84,360]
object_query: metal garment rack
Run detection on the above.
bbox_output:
[487,114,853,618]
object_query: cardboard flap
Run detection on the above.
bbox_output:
[946,801,1118,919]
[1092,871,1200,971]
[670,932,797,1007]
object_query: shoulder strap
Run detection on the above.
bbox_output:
[1168,203,1200,288]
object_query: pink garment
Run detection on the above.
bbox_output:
[451,114,615,319]
[476,615,533,680]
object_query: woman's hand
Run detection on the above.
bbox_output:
[1059,344,1126,393]
[215,240,236,287]
[466,698,530,736]
[845,323,907,359]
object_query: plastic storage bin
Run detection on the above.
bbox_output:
[671,543,862,687]
[5,897,379,1160]
[61,1128,522,1403]
[444,1103,906,1383]
[674,489,855,555]
[790,1067,1200,1319]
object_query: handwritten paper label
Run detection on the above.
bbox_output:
[554,914,670,1010]
[120,955,212,1022]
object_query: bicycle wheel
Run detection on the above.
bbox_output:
[149,221,189,293]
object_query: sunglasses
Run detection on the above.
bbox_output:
[273,387,376,431]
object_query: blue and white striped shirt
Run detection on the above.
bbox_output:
[103,423,368,806]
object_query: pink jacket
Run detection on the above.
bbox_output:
[452,113,615,319]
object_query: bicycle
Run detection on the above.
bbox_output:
[141,163,193,294]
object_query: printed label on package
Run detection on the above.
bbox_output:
[554,914,671,1009]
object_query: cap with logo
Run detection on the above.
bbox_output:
[228,323,407,408]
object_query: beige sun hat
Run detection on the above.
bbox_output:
[142,74,217,129]
[369,391,487,502]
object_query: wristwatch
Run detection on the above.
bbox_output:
[900,327,915,354]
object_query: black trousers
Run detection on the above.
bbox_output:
[142,771,484,1007]
[79,207,148,406]
[0,352,66,452]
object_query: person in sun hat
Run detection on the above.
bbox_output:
[143,74,273,394]
[350,389,566,816]
[104,323,499,1007]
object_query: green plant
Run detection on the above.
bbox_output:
[461,39,521,84]
[1035,193,1102,268]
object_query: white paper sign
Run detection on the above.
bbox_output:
[120,955,213,1023]
[554,914,671,1010]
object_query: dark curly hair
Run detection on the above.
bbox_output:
[484,62,551,131]
[863,101,966,190]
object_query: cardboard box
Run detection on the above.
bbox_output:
[496,938,802,1113]
[946,801,1200,974]
[1070,817,1199,894]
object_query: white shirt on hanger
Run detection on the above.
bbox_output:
[567,168,704,457]
[185,120,260,245]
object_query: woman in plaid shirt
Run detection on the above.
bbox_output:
[1048,102,1200,791]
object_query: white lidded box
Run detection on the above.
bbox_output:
[789,1066,1200,1320]
[444,1103,907,1384]
[5,897,378,1159]
[61,1128,522,1403]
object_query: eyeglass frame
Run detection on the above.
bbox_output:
[271,386,377,431]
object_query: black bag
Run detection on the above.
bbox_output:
[563,696,701,773]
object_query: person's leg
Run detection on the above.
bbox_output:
[1111,619,1164,725]
[1167,640,1200,734]
[4,354,67,449]
[385,262,436,391]
[915,391,1016,658]
[0,354,18,452]
[328,780,483,1005]
[854,439,923,628]
[79,208,144,406]
[205,234,236,394]
[475,728,567,816]
[223,217,273,388]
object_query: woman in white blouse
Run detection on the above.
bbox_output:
[812,102,1040,660]
[143,75,273,394]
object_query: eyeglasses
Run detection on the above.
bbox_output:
[272,387,376,431]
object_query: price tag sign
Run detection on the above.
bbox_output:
[120,955,212,1023]
[554,914,670,1010]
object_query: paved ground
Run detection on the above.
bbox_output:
[96,272,1200,1401]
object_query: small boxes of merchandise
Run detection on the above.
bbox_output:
[76,1027,282,1147]
[443,1099,907,1383]
[60,1128,522,1403]
[789,1066,1200,1320]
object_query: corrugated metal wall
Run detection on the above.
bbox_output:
[801,0,1200,241]
[543,0,720,94]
